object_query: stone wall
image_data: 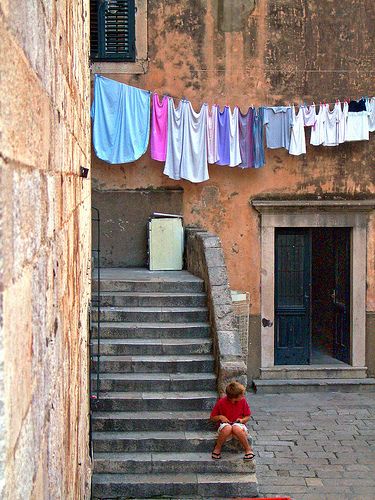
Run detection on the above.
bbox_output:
[0,1,91,498]
[185,228,247,393]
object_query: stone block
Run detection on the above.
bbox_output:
[207,266,229,286]
[217,330,242,357]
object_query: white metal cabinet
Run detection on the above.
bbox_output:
[148,216,184,270]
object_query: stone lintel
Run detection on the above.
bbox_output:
[251,199,375,213]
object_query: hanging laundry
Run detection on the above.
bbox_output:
[206,105,220,164]
[91,74,150,164]
[289,105,306,155]
[253,107,265,168]
[151,93,169,161]
[238,107,255,168]
[164,100,209,183]
[310,104,326,146]
[264,106,293,150]
[164,99,186,180]
[348,98,367,112]
[180,102,209,183]
[366,97,375,132]
[216,106,241,167]
[216,106,230,165]
[302,103,317,127]
[229,107,242,167]
[323,102,341,147]
[337,101,348,144]
[346,110,370,142]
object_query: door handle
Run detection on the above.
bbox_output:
[331,289,336,302]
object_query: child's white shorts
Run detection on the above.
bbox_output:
[217,422,249,435]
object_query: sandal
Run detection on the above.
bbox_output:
[211,451,221,460]
[244,452,255,461]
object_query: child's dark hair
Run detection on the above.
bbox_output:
[226,381,246,399]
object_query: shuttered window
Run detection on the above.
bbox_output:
[90,0,136,62]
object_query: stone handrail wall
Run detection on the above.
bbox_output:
[185,227,247,395]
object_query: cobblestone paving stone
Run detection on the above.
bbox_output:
[249,391,375,500]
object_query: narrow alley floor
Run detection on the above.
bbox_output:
[250,391,375,500]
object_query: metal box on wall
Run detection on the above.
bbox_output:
[148,214,184,270]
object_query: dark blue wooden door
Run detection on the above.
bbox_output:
[275,229,311,365]
[332,228,350,363]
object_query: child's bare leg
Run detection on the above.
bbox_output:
[232,425,252,453]
[213,425,232,454]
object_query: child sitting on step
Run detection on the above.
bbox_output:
[210,381,254,461]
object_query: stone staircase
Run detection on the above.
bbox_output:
[90,268,258,499]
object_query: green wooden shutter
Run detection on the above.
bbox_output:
[90,0,136,62]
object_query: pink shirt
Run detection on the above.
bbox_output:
[151,94,169,161]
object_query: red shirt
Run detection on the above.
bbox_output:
[210,396,251,424]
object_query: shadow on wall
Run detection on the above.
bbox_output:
[92,189,183,267]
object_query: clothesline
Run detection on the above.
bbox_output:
[148,90,373,109]
[187,68,375,74]
[91,75,375,184]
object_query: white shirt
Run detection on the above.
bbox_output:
[337,101,348,144]
[164,99,185,180]
[289,105,306,155]
[310,105,326,146]
[164,100,209,183]
[323,103,340,147]
[229,107,242,167]
[366,97,375,133]
[180,102,209,183]
[345,111,370,142]
[302,103,317,127]
[206,105,220,164]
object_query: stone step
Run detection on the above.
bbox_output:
[91,372,217,392]
[91,338,212,356]
[92,275,205,294]
[91,391,217,412]
[94,451,256,474]
[91,354,215,374]
[253,377,375,394]
[260,365,368,380]
[91,321,211,339]
[92,411,215,432]
[92,306,209,323]
[98,291,207,307]
[92,431,253,453]
[92,472,258,499]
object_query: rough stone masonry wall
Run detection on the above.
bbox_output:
[0,1,91,498]
[185,228,247,393]
[92,0,375,377]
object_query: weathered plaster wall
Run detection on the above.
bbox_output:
[0,1,91,498]
[92,0,375,374]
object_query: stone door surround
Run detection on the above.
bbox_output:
[252,199,374,369]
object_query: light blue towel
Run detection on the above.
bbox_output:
[91,75,151,164]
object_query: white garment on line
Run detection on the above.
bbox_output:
[164,99,186,181]
[345,111,370,142]
[180,102,209,183]
[229,106,242,167]
[323,103,340,147]
[302,103,317,127]
[206,105,220,164]
[310,104,326,146]
[164,99,209,183]
[289,105,306,155]
[337,101,349,144]
[366,97,375,132]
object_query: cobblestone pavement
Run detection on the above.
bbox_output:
[249,391,375,500]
